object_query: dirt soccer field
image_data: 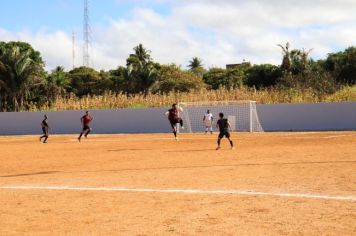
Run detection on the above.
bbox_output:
[0,132,355,235]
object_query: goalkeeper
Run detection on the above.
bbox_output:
[165,104,184,140]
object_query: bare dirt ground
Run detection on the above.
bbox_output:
[0,132,355,235]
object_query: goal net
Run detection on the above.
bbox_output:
[178,100,263,133]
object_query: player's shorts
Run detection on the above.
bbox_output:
[83,124,91,131]
[218,131,230,139]
[169,118,181,128]
[204,121,213,127]
[42,127,48,135]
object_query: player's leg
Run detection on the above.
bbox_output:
[179,118,184,129]
[209,125,213,134]
[84,127,91,138]
[226,133,234,149]
[216,133,224,150]
[40,127,46,142]
[78,127,85,141]
[205,126,208,134]
[170,121,177,139]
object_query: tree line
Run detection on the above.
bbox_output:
[0,41,355,111]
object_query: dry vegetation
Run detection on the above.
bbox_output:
[29,86,356,111]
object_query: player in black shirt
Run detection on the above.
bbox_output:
[216,113,234,150]
[40,115,49,143]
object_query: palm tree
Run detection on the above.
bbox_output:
[277,42,291,71]
[126,44,159,95]
[0,46,44,111]
[46,66,70,98]
[188,57,203,70]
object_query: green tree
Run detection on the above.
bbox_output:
[203,68,245,89]
[109,66,127,92]
[188,57,206,77]
[68,67,112,97]
[126,44,160,95]
[46,66,70,98]
[324,47,356,84]
[151,64,205,93]
[245,64,282,89]
[278,42,312,74]
[0,43,45,111]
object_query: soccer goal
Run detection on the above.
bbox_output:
[178,100,263,133]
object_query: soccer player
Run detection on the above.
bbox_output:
[78,111,93,142]
[165,104,184,140]
[40,115,49,143]
[203,110,214,134]
[216,112,234,150]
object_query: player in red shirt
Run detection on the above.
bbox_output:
[78,111,93,142]
[165,104,184,140]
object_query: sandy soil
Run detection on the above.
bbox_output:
[0,132,355,235]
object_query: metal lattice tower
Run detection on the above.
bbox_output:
[72,31,76,69]
[83,0,90,67]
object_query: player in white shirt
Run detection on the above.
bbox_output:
[203,110,214,134]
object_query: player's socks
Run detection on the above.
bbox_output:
[179,120,184,129]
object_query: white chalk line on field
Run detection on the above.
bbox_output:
[0,185,355,202]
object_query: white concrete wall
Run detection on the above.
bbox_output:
[0,102,355,135]
[257,102,356,131]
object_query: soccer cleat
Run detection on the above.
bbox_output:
[78,137,81,142]
[216,146,221,150]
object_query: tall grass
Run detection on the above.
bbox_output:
[30,86,356,111]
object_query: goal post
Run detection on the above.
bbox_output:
[178,100,263,133]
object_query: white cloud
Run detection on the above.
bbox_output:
[1,0,356,71]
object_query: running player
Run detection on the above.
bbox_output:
[78,111,93,142]
[203,110,214,134]
[165,104,184,140]
[216,113,234,150]
[40,115,49,143]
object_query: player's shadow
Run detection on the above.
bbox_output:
[0,171,60,178]
[108,148,153,152]
[165,149,220,152]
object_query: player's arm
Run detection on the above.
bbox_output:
[80,116,84,124]
[227,121,233,132]
[164,111,169,116]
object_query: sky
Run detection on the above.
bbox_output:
[1,0,355,71]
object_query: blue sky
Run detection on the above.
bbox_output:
[1,0,355,71]
[0,0,170,32]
